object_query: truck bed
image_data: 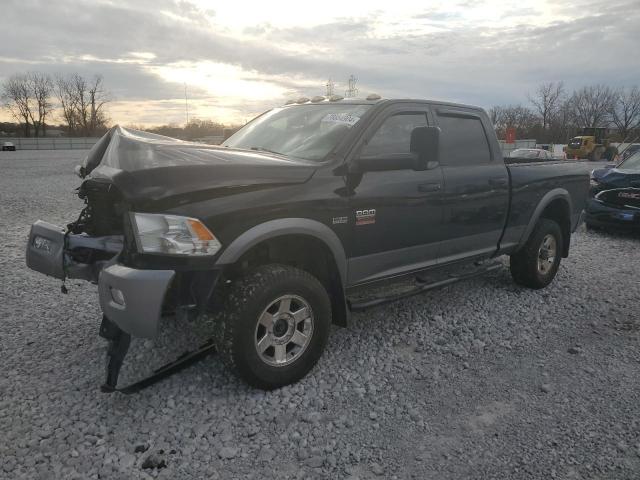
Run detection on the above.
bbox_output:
[499,160,590,253]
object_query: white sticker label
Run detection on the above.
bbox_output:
[321,113,360,127]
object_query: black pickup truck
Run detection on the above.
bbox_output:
[26,97,589,392]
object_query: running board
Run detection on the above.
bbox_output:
[348,262,502,311]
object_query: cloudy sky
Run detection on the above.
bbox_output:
[1,0,638,126]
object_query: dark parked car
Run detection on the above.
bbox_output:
[26,97,589,392]
[2,141,16,151]
[586,151,640,230]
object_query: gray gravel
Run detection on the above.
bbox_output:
[1,150,639,479]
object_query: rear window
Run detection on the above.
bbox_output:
[436,113,491,166]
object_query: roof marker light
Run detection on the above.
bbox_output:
[366,93,382,101]
[311,96,325,103]
[296,97,310,103]
[329,94,344,102]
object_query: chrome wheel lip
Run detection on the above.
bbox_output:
[537,234,557,275]
[254,294,314,367]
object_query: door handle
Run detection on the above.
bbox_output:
[417,183,441,193]
[488,178,508,187]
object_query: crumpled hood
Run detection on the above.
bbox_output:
[592,166,640,188]
[81,126,317,206]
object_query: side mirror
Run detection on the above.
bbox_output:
[410,126,440,171]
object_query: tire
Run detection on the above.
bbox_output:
[510,218,563,289]
[213,264,331,390]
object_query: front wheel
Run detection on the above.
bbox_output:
[213,264,331,389]
[510,218,563,289]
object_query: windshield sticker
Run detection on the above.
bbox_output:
[321,113,360,127]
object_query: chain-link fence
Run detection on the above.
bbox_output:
[2,137,100,150]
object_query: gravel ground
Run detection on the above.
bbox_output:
[1,150,639,480]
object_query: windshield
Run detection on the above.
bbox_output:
[224,104,371,161]
[568,137,583,148]
[618,150,640,170]
[621,145,640,160]
[510,149,540,158]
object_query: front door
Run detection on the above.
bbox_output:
[346,106,444,285]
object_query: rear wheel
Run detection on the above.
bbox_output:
[213,264,331,389]
[588,148,603,161]
[510,218,563,289]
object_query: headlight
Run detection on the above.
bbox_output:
[131,213,221,256]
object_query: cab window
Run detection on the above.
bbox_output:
[361,113,428,157]
[436,113,491,166]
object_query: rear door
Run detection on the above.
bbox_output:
[434,107,509,263]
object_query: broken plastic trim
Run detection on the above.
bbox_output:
[99,315,216,394]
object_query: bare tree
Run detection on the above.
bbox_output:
[571,85,616,128]
[55,74,79,133]
[88,75,109,134]
[29,72,54,137]
[72,74,90,135]
[2,74,34,137]
[489,106,503,129]
[491,104,539,139]
[56,73,109,136]
[549,98,576,143]
[609,86,640,139]
[528,82,565,134]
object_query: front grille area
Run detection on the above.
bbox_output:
[596,188,640,209]
[74,180,126,236]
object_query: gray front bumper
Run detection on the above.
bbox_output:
[98,264,174,338]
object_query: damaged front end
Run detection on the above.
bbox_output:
[25,125,314,392]
[27,180,126,284]
[26,178,218,393]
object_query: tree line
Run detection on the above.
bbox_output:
[131,118,240,141]
[491,82,640,143]
[2,72,109,137]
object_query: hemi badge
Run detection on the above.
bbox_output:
[355,209,376,226]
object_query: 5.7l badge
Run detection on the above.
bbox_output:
[355,209,376,226]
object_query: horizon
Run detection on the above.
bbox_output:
[1,0,639,127]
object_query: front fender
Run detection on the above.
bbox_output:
[215,218,350,327]
[214,218,347,286]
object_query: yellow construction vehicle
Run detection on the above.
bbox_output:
[565,127,609,160]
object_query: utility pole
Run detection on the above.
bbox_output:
[345,75,358,98]
[184,83,189,126]
[325,78,334,97]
